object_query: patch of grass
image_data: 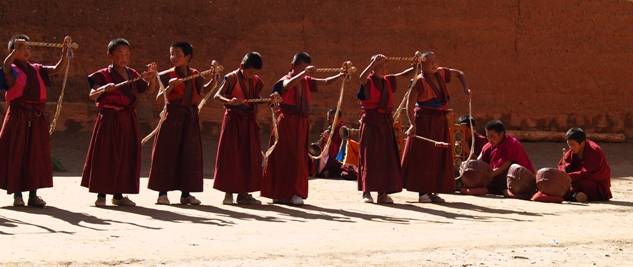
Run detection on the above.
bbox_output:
[52,155,67,172]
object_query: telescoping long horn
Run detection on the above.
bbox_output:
[308,142,322,157]
[339,126,359,140]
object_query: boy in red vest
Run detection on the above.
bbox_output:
[401,51,471,203]
[0,35,69,207]
[261,52,344,205]
[478,120,534,195]
[82,38,158,207]
[559,127,611,202]
[148,41,215,205]
[356,54,415,203]
[213,52,272,205]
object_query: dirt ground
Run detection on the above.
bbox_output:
[1,132,632,266]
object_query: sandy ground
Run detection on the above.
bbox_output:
[1,132,632,266]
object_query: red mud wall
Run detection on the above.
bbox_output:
[1,0,632,138]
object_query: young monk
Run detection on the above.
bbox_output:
[314,108,346,178]
[558,127,611,202]
[148,41,214,205]
[478,120,534,195]
[357,54,415,204]
[82,38,158,207]
[261,52,344,205]
[213,52,273,205]
[401,51,470,203]
[0,35,69,207]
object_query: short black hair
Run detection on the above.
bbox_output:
[292,52,312,65]
[171,41,193,62]
[242,52,263,69]
[107,38,131,54]
[485,120,505,135]
[327,108,342,117]
[458,115,475,128]
[566,127,586,144]
[8,34,30,50]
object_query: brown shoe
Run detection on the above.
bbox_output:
[95,197,106,207]
[180,196,201,205]
[112,196,136,206]
[13,197,25,207]
[27,196,46,207]
[429,193,445,203]
[377,194,394,204]
[236,194,262,205]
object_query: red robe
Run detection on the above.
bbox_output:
[0,62,53,194]
[480,134,534,195]
[147,67,204,192]
[558,139,612,201]
[81,66,148,194]
[213,70,265,193]
[357,74,402,193]
[261,73,317,199]
[402,68,454,193]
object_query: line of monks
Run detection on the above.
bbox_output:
[0,36,612,208]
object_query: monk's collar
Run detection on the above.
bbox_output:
[108,64,128,73]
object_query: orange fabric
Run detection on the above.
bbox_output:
[343,139,359,166]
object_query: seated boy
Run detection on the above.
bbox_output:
[313,108,358,180]
[478,120,534,195]
[559,127,611,202]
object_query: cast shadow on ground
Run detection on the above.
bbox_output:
[386,202,532,222]
[235,203,427,224]
[591,200,633,207]
[231,203,353,223]
[0,214,58,235]
[100,206,234,226]
[433,201,546,217]
[2,206,161,233]
[169,204,288,223]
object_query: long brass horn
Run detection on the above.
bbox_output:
[339,126,359,140]
[308,142,322,157]
[309,125,332,157]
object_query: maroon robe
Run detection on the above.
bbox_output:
[261,74,317,199]
[357,74,402,193]
[559,139,612,201]
[147,67,205,192]
[81,66,148,194]
[402,68,454,193]
[0,62,53,194]
[213,70,265,193]
[480,134,534,195]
